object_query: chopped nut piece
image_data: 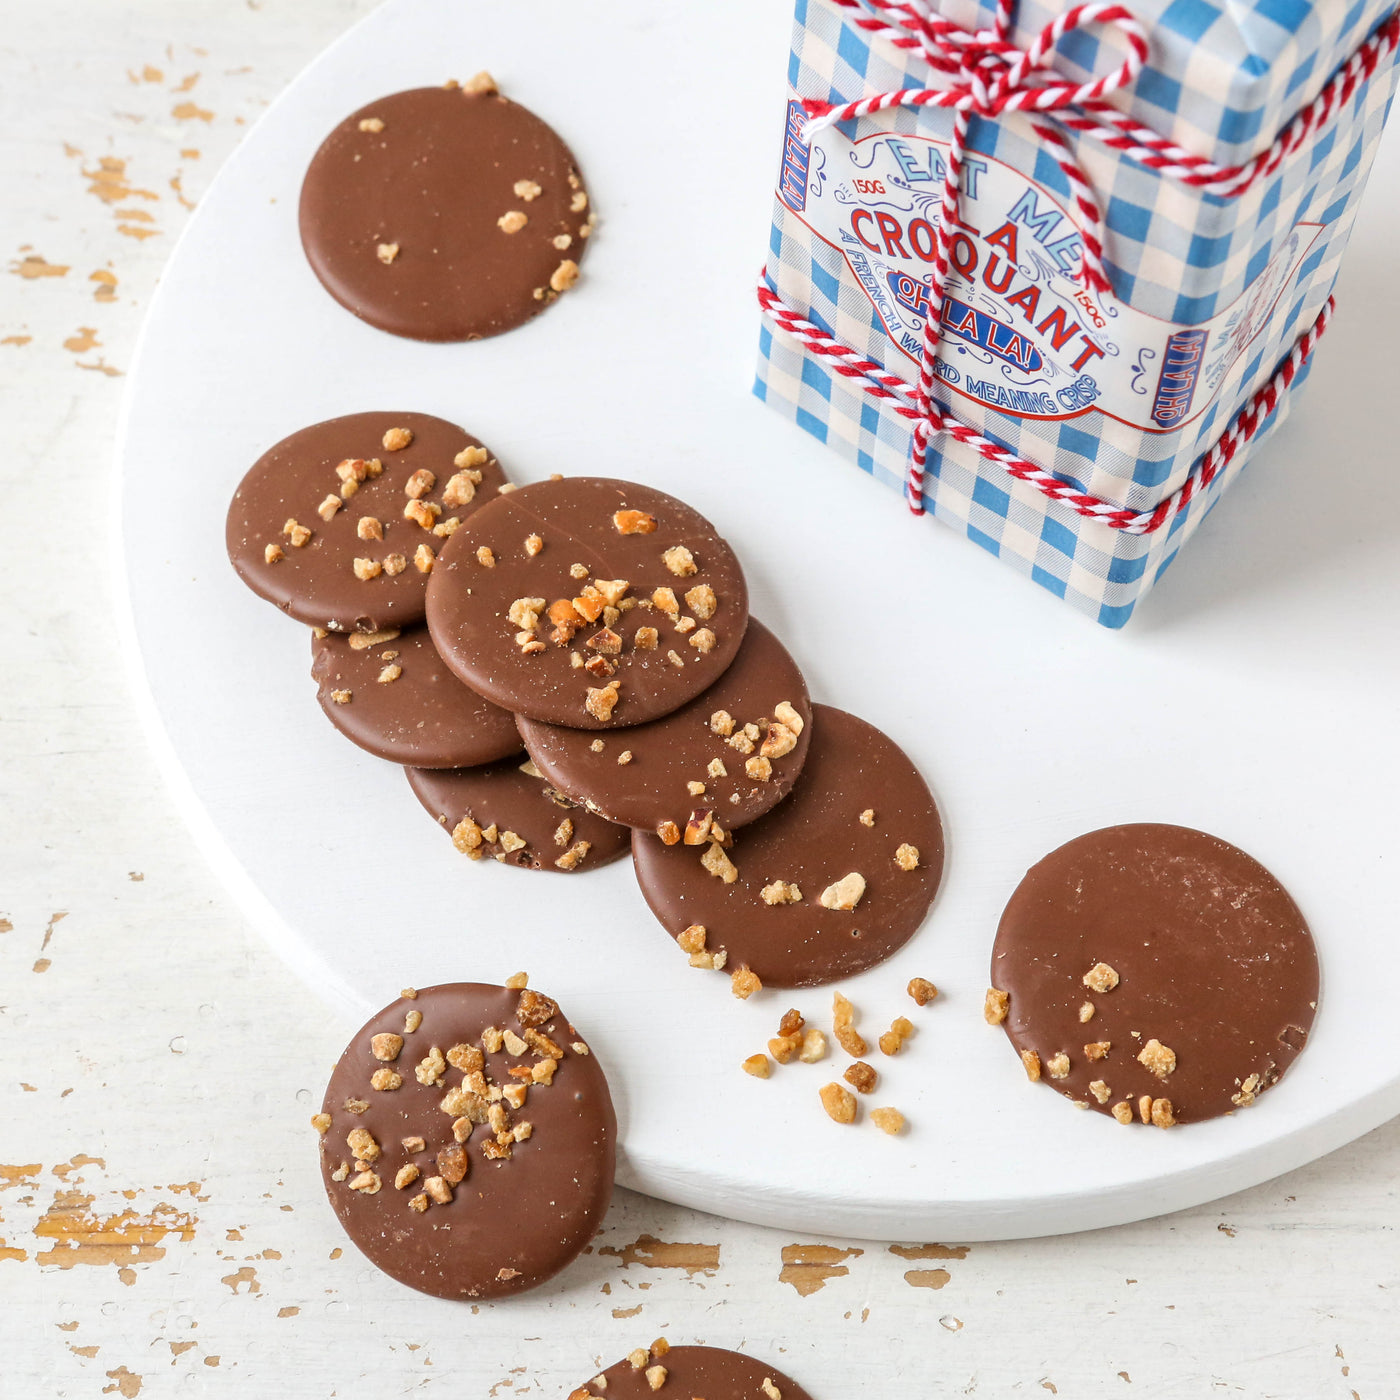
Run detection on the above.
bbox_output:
[586,627,622,654]
[819,871,866,911]
[1138,1095,1153,1124]
[311,1112,332,1135]
[423,1175,453,1205]
[760,879,802,905]
[759,722,798,760]
[407,1191,429,1213]
[683,584,717,619]
[404,1009,422,1032]
[382,427,413,451]
[1089,1080,1112,1104]
[819,1082,858,1124]
[645,1366,667,1392]
[1084,1041,1111,1061]
[344,1098,370,1115]
[530,1058,556,1085]
[859,809,876,827]
[404,499,441,529]
[440,471,478,510]
[894,842,920,871]
[330,689,351,704]
[585,680,620,722]
[1021,1049,1042,1081]
[515,989,557,1027]
[742,1053,770,1079]
[760,1380,781,1400]
[446,1043,484,1072]
[731,967,761,1000]
[346,1127,380,1162]
[1079,1001,1095,1023]
[845,1061,877,1094]
[513,178,542,201]
[1137,1039,1177,1079]
[463,70,498,94]
[706,757,727,779]
[676,924,706,954]
[376,241,399,264]
[347,1170,381,1194]
[1083,963,1120,993]
[769,1033,801,1064]
[656,820,681,846]
[552,817,574,849]
[686,781,706,798]
[571,189,589,213]
[689,628,717,654]
[377,663,402,684]
[498,830,526,855]
[264,543,284,564]
[550,259,579,292]
[832,993,867,1057]
[870,1107,905,1136]
[404,468,436,499]
[1232,1072,1263,1108]
[1150,1098,1176,1128]
[371,1033,404,1062]
[317,495,342,521]
[879,1018,914,1056]
[1046,1052,1071,1079]
[907,977,937,1006]
[394,1164,420,1191]
[415,1046,446,1086]
[382,553,407,577]
[476,545,495,567]
[683,808,714,845]
[777,1008,804,1037]
[359,116,385,133]
[674,615,696,635]
[1111,1100,1134,1124]
[355,516,383,543]
[628,1351,648,1372]
[498,210,528,233]
[451,816,484,855]
[746,756,773,782]
[709,710,735,738]
[634,626,659,650]
[283,519,312,547]
[727,731,755,756]
[330,1162,349,1182]
[799,1028,827,1062]
[661,545,697,577]
[984,988,1010,1025]
[502,1029,528,1056]
[701,842,738,884]
[437,1144,470,1185]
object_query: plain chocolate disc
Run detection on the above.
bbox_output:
[299,85,593,341]
[574,1344,817,1400]
[407,755,631,873]
[317,982,615,1300]
[310,625,521,769]
[425,477,749,730]
[631,705,944,987]
[227,411,509,633]
[991,823,1319,1125]
[516,619,812,833]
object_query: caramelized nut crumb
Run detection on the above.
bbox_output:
[742,1053,770,1079]
[1083,962,1120,993]
[845,1061,877,1094]
[907,977,938,1006]
[819,1082,857,1124]
[870,1107,905,1136]
[819,872,865,911]
[731,967,761,1000]
[1021,1049,1042,1082]
[984,988,1010,1025]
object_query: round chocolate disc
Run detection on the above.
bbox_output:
[316,982,615,1300]
[576,1344,816,1400]
[516,619,812,833]
[631,705,944,987]
[991,823,1319,1126]
[407,755,631,873]
[227,411,509,633]
[310,625,521,769]
[425,477,749,730]
[299,84,593,342]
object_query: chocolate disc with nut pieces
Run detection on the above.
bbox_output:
[425,476,749,730]
[990,824,1319,1127]
[407,755,632,873]
[316,982,615,1300]
[516,619,812,834]
[630,705,944,988]
[227,411,509,633]
[299,82,594,342]
[574,1343,817,1400]
[310,625,521,769]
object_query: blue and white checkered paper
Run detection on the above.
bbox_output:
[755,0,1400,625]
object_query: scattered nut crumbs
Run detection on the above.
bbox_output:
[984,987,1009,1024]
[1021,1049,1042,1081]
[819,871,866,911]
[832,993,866,1057]
[845,1061,877,1094]
[820,1082,857,1124]
[879,1018,914,1056]
[1232,1072,1263,1108]
[760,879,802,906]
[731,967,761,1000]
[894,843,920,871]
[1083,962,1120,993]
[742,1054,770,1079]
[377,242,399,264]
[870,1107,905,1135]
[799,1028,827,1062]
[907,977,937,1006]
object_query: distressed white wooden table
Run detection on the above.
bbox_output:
[2,3,1398,1395]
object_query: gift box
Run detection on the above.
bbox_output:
[755,0,1400,625]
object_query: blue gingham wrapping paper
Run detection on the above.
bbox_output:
[755,0,1400,626]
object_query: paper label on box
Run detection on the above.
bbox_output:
[777,99,1322,433]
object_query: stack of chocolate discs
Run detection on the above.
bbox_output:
[227,432,947,990]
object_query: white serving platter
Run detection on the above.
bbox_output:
[114,0,1400,1241]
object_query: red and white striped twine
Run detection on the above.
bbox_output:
[763,0,1397,522]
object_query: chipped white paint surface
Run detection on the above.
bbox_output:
[3,3,1400,1396]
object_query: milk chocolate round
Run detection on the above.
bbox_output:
[575,1345,817,1400]
[991,823,1319,1124]
[426,477,749,729]
[407,756,631,873]
[317,982,614,1300]
[517,619,811,833]
[299,85,592,341]
[310,625,521,768]
[631,705,944,987]
[227,411,509,632]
